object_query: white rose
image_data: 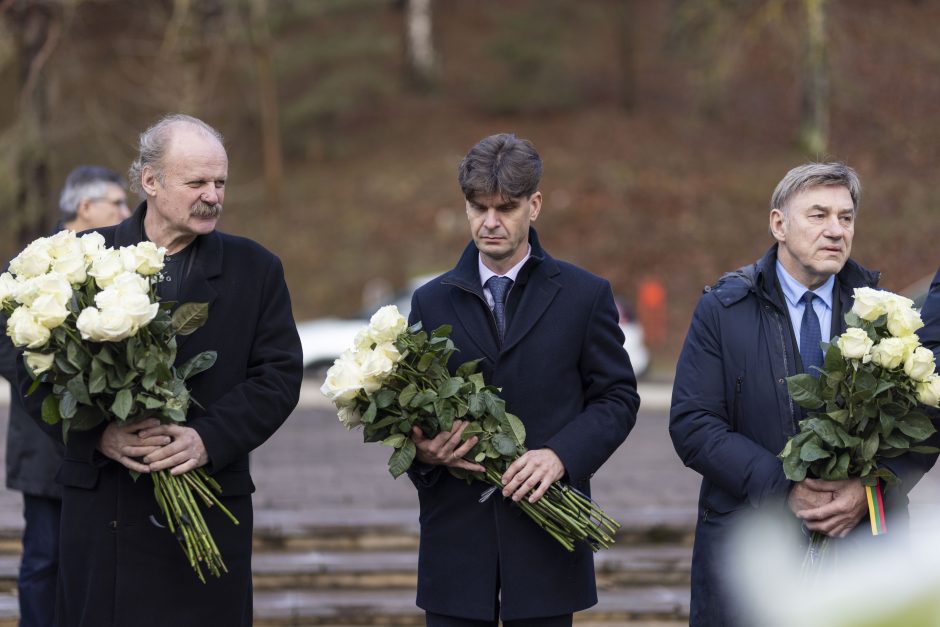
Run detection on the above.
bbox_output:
[9,239,53,279]
[870,337,908,370]
[915,375,940,407]
[373,341,403,365]
[80,232,106,259]
[51,246,89,284]
[24,351,55,375]
[105,271,151,297]
[88,249,125,288]
[320,352,365,404]
[125,242,165,276]
[337,405,362,430]
[29,294,70,329]
[116,292,158,328]
[76,306,135,342]
[0,272,21,307]
[885,300,924,338]
[6,307,51,349]
[45,230,76,256]
[367,305,407,344]
[16,273,73,307]
[851,287,890,321]
[904,346,936,383]
[357,347,397,392]
[837,327,874,361]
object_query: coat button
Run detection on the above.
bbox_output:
[778,378,785,384]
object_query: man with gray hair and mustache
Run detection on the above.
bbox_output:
[20,114,303,626]
[669,162,934,626]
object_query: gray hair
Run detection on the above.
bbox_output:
[770,162,861,215]
[457,133,542,201]
[58,165,124,216]
[128,113,224,194]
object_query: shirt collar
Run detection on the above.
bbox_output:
[479,246,531,287]
[776,260,835,309]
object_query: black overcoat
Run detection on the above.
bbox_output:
[406,228,639,621]
[19,204,303,627]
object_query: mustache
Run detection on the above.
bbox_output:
[190,201,223,218]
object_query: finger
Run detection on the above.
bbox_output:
[169,458,199,476]
[121,445,164,458]
[149,450,192,472]
[118,455,151,473]
[528,475,553,503]
[512,473,542,502]
[144,444,186,465]
[130,418,163,433]
[502,462,531,497]
[501,454,530,486]
[411,426,426,441]
[136,435,172,447]
[455,460,486,473]
[453,436,478,458]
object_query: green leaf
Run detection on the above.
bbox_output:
[492,433,517,456]
[41,395,61,425]
[410,389,437,408]
[139,394,164,410]
[833,452,850,478]
[430,324,453,338]
[111,389,134,421]
[89,359,108,394]
[852,369,878,401]
[823,342,844,371]
[783,454,807,481]
[371,414,402,431]
[374,389,397,409]
[503,413,527,446]
[860,432,879,460]
[69,406,105,431]
[66,376,91,406]
[827,409,849,425]
[437,402,456,432]
[468,393,485,418]
[142,372,158,391]
[799,439,830,462]
[388,440,416,478]
[416,352,435,372]
[361,402,377,425]
[398,383,417,408]
[844,310,861,328]
[96,345,115,365]
[59,390,78,419]
[896,412,936,441]
[438,378,462,399]
[482,392,505,420]
[172,302,210,335]
[382,433,406,448]
[808,419,841,447]
[468,373,485,392]
[461,422,484,439]
[177,351,217,380]
[54,354,78,375]
[787,374,824,409]
[456,359,482,379]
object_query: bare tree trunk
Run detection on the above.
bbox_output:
[404,0,436,90]
[250,0,284,211]
[5,0,62,247]
[619,0,636,111]
[800,0,829,155]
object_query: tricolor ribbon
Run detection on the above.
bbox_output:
[865,480,887,536]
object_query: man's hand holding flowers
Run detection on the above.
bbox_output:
[790,478,867,538]
[501,449,565,504]
[140,423,209,476]
[98,418,172,474]
[412,420,485,473]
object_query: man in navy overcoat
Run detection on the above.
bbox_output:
[670,163,935,626]
[406,133,640,626]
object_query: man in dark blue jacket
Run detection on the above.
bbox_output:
[921,267,940,363]
[407,133,639,626]
[670,163,932,626]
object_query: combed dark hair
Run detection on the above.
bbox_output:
[457,133,542,200]
[770,162,861,215]
[128,113,224,194]
[58,165,124,215]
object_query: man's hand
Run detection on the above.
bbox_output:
[501,448,565,504]
[793,478,868,538]
[787,478,835,514]
[139,424,209,476]
[98,418,172,473]
[411,420,485,473]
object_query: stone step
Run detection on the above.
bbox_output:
[252,588,690,626]
[250,506,695,554]
[250,544,691,591]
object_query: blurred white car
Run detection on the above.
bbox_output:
[298,280,650,378]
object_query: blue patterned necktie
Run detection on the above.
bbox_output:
[486,276,513,340]
[800,291,824,377]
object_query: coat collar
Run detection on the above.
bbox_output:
[441,228,561,361]
[120,202,224,353]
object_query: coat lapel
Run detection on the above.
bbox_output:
[448,284,499,363]
[501,262,560,356]
[174,231,223,355]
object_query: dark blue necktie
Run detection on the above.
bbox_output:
[800,291,824,377]
[486,276,513,340]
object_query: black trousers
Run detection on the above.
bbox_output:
[426,612,573,627]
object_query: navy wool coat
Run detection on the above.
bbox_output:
[670,245,934,627]
[920,265,940,364]
[19,204,303,627]
[406,228,639,621]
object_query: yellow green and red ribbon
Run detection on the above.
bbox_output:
[865,480,887,536]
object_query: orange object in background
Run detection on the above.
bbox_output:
[638,277,666,347]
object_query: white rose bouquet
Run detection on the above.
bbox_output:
[0,230,234,582]
[322,305,620,552]
[779,287,940,573]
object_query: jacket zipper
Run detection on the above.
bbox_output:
[732,375,743,432]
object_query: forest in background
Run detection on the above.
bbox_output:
[2,0,939,370]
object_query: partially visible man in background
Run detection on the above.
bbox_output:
[0,165,129,627]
